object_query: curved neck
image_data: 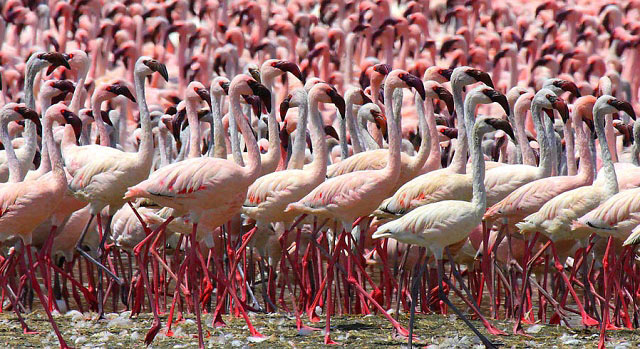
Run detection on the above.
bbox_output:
[574,117,594,182]
[632,120,640,166]
[383,84,401,182]
[23,58,43,176]
[262,78,281,171]
[211,94,227,158]
[288,95,309,170]
[91,95,111,147]
[70,70,88,114]
[1,119,22,182]
[230,92,260,180]
[37,96,53,173]
[359,113,380,151]
[514,103,536,165]
[463,103,486,212]
[563,121,577,175]
[422,96,441,172]
[594,107,618,195]
[345,101,363,153]
[407,93,429,174]
[449,83,468,173]
[42,117,64,177]
[157,130,170,167]
[531,103,553,176]
[605,113,618,162]
[307,96,328,177]
[185,99,202,159]
[134,71,153,166]
[228,103,245,166]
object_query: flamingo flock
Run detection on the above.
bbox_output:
[2,0,640,348]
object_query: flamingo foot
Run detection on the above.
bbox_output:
[144,322,162,345]
[582,315,599,327]
[22,329,40,335]
[394,324,409,337]
[324,335,339,345]
[549,313,561,325]
[484,323,507,336]
[298,324,322,332]
[166,329,174,337]
[605,323,621,331]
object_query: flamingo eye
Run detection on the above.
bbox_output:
[106,86,112,92]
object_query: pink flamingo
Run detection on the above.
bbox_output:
[0,103,74,348]
[124,74,269,348]
[61,57,168,319]
[286,69,425,344]
[373,85,515,348]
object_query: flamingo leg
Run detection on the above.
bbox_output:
[25,243,70,349]
[408,247,426,348]
[436,258,498,349]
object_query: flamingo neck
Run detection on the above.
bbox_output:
[157,130,170,167]
[464,104,487,213]
[91,95,111,147]
[0,116,22,183]
[514,102,536,166]
[605,113,618,162]
[288,93,309,170]
[594,107,619,196]
[407,92,429,175]
[449,83,468,174]
[185,98,202,159]
[42,116,65,178]
[564,121,577,175]
[211,94,228,158]
[37,96,53,173]
[23,56,45,180]
[262,78,281,172]
[134,70,153,167]
[228,98,245,166]
[345,97,363,154]
[632,120,640,166]
[383,84,401,183]
[574,116,594,183]
[531,103,553,176]
[230,92,261,181]
[307,95,328,178]
[421,95,442,173]
[358,111,380,151]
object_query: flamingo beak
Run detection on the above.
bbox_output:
[274,61,305,84]
[40,52,71,75]
[327,88,346,119]
[485,118,516,141]
[400,72,426,100]
[15,106,41,129]
[466,68,495,88]
[280,94,292,119]
[549,95,569,123]
[247,80,272,114]
[62,109,83,142]
[483,89,510,116]
[144,59,169,82]
[608,98,636,120]
[110,83,136,103]
[196,88,212,111]
[434,86,454,115]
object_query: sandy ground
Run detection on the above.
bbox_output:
[0,310,639,348]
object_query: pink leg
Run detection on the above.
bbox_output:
[25,244,69,349]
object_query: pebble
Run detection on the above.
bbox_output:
[526,324,544,334]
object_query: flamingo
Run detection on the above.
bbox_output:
[517,95,635,336]
[285,69,425,344]
[325,80,454,192]
[373,85,515,348]
[0,103,73,348]
[124,74,270,347]
[61,56,168,319]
